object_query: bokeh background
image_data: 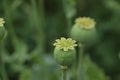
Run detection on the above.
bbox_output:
[0,0,120,80]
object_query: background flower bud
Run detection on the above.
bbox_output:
[0,26,5,40]
[71,24,98,45]
[71,17,99,46]
[0,18,5,40]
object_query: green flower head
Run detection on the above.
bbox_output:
[0,18,5,27]
[53,37,77,51]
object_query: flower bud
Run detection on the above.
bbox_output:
[71,17,98,45]
[0,18,5,40]
[53,37,77,66]
[54,48,76,66]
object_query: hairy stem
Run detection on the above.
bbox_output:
[0,43,9,80]
[61,66,68,80]
[62,0,73,35]
[77,43,84,80]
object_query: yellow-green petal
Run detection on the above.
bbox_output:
[53,37,77,51]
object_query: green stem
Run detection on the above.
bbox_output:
[62,70,66,80]
[61,66,68,80]
[62,0,73,35]
[3,0,19,48]
[77,43,84,80]
[0,43,9,80]
[66,17,72,35]
[30,0,46,54]
[38,0,46,54]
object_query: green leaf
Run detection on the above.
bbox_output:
[19,68,32,80]
[83,55,106,80]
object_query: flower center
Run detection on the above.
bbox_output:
[53,37,77,51]
[75,17,96,29]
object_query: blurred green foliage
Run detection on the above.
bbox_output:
[0,0,120,80]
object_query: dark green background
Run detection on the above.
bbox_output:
[0,0,120,80]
